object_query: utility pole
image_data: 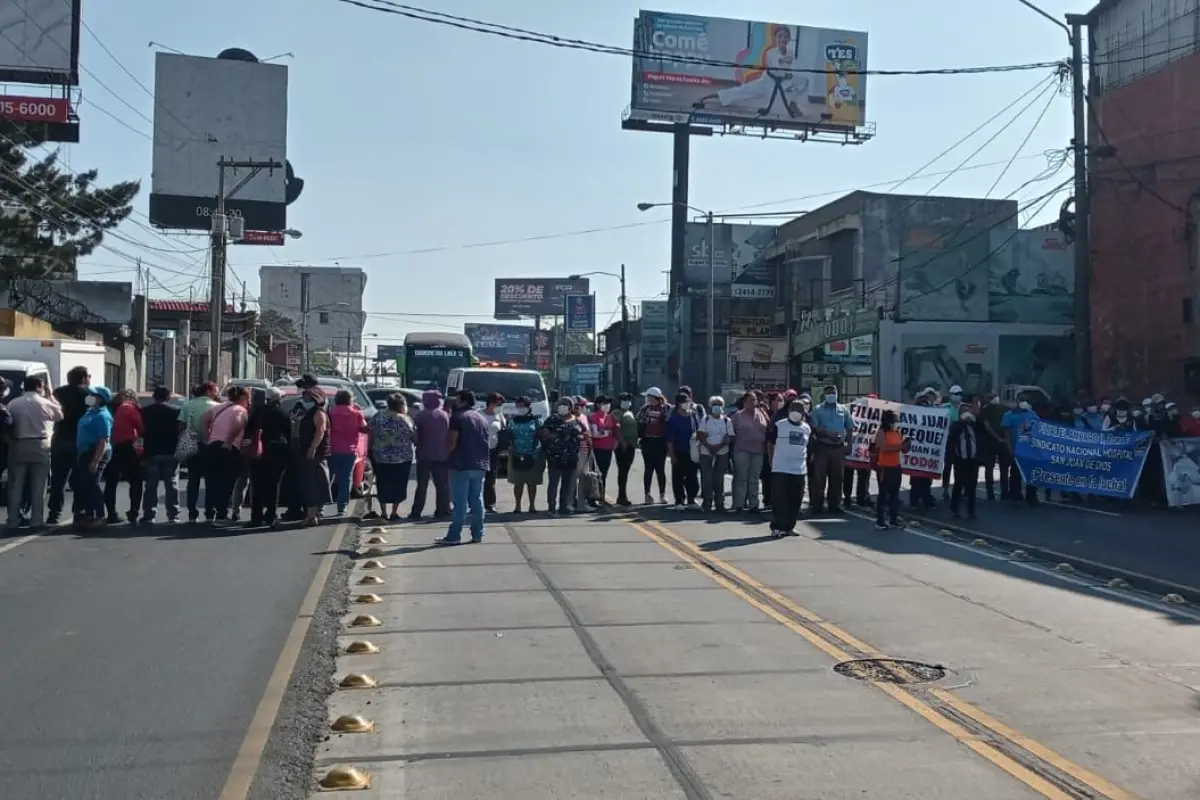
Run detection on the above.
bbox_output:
[299,271,311,373]
[619,264,632,394]
[1067,13,1093,394]
[706,211,715,396]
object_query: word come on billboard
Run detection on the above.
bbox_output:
[630,11,867,133]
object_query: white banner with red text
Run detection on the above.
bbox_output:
[847,397,949,479]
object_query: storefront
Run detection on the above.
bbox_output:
[791,307,881,398]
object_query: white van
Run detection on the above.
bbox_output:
[0,360,53,398]
[446,367,550,419]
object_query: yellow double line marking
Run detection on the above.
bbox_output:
[628,518,1137,800]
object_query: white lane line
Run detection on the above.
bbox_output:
[1042,499,1123,517]
[0,533,43,556]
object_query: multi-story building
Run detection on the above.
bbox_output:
[258,265,367,353]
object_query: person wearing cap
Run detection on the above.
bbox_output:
[635,387,670,504]
[940,385,964,501]
[808,384,854,515]
[908,388,940,510]
[665,391,701,509]
[5,375,61,530]
[612,392,638,506]
[766,398,812,536]
[74,385,114,528]
[999,393,1040,507]
[138,386,182,524]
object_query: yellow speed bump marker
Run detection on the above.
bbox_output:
[1055,563,1075,573]
[1163,593,1187,604]
[360,559,385,570]
[364,536,387,545]
[360,547,387,558]
[330,714,375,733]
[357,575,385,586]
[971,538,988,547]
[1107,578,1131,589]
[318,765,370,791]
[348,614,381,628]
[338,673,377,689]
[939,528,954,537]
[344,640,380,655]
[1010,549,1029,560]
[354,593,382,604]
[368,527,386,535]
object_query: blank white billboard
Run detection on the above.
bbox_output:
[0,0,81,84]
[149,53,288,232]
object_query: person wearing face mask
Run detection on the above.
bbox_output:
[908,389,939,510]
[538,397,584,515]
[480,393,508,513]
[1181,406,1200,437]
[1161,401,1183,438]
[764,389,798,507]
[843,393,876,510]
[587,395,617,504]
[766,398,811,537]
[696,396,735,513]
[665,391,701,510]
[74,385,114,528]
[808,384,854,515]
[947,404,983,520]
[48,365,91,526]
[999,395,1039,506]
[760,392,782,508]
[731,390,769,513]
[292,385,332,527]
[410,390,451,521]
[1078,401,1104,431]
[635,387,670,504]
[939,385,963,501]
[612,393,638,507]
[977,393,1007,500]
[177,381,219,523]
[1105,399,1135,432]
[506,395,543,513]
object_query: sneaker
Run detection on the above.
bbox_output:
[874,521,889,531]
[673,503,686,511]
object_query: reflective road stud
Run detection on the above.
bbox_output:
[318,765,370,790]
[365,536,387,545]
[344,640,380,655]
[353,593,382,604]
[357,575,385,586]
[331,714,375,733]
[360,548,386,558]
[338,673,377,689]
[349,614,381,628]
[1108,578,1131,589]
[360,560,385,570]
[1055,563,1075,572]
[1163,593,1187,604]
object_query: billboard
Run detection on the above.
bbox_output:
[565,294,595,332]
[376,345,403,363]
[730,316,772,338]
[494,278,591,318]
[464,323,532,362]
[0,0,80,86]
[149,53,288,232]
[987,230,1074,325]
[629,11,867,132]
[897,226,992,322]
[684,222,777,297]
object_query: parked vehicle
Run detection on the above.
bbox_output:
[0,338,106,388]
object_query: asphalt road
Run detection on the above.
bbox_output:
[0,509,350,800]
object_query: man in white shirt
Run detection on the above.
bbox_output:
[766,398,811,537]
[696,395,735,513]
[6,375,63,529]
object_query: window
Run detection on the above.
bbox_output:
[1184,298,1194,325]
[319,312,330,324]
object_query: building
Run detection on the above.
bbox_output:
[1087,0,1200,396]
[258,266,367,353]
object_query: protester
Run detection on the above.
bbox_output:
[540,396,584,515]
[872,408,905,530]
[246,386,291,527]
[665,391,701,510]
[613,392,638,507]
[74,386,113,528]
[767,398,811,537]
[1182,406,1200,437]
[940,384,964,500]
[327,389,368,516]
[139,386,181,524]
[948,403,983,520]
[294,383,332,526]
[203,386,251,523]
[48,367,89,525]
[574,399,597,510]
[731,390,769,512]
[507,395,543,513]
[808,384,853,515]
[6,375,62,529]
[178,382,219,522]
[979,393,1008,500]
[636,387,670,504]
[908,389,939,510]
[411,390,451,520]
[103,388,144,524]
[697,395,734,513]
[760,391,779,508]
[480,392,507,513]
[842,393,875,508]
[1105,398,1136,431]
[999,394,1040,506]
[437,390,491,544]
[588,395,617,503]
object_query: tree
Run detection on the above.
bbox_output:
[0,121,139,279]
[258,309,299,340]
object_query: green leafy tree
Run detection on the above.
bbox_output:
[0,121,139,279]
[258,309,299,340]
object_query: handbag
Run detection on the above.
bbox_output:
[578,452,602,502]
[175,427,199,462]
[687,412,701,462]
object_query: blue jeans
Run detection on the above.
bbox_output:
[446,469,486,542]
[329,453,357,512]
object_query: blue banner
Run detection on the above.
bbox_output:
[1014,420,1153,499]
[565,294,595,332]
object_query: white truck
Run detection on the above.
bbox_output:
[0,338,106,389]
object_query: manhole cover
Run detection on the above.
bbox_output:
[833,658,946,684]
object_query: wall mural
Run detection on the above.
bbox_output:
[996,334,1075,405]
[987,231,1074,324]
[899,333,993,400]
[897,227,991,322]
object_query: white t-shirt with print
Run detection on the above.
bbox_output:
[698,415,735,455]
[770,419,811,475]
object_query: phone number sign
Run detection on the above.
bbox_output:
[0,96,70,124]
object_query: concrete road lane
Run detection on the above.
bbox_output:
[305,458,1200,798]
[0,516,349,800]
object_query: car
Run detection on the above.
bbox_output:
[365,386,423,412]
[223,378,272,393]
[276,385,374,499]
[135,391,184,410]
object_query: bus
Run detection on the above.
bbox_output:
[402,332,475,391]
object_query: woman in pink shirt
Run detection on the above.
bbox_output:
[202,385,250,523]
[328,389,369,515]
[587,395,618,503]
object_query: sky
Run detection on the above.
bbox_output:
[69,0,1095,350]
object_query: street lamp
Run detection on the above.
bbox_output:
[569,268,632,394]
[638,201,716,395]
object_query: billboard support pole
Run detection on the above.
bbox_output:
[620,264,632,394]
[706,211,715,397]
[671,126,690,391]
[1067,12,1093,395]
[208,163,227,383]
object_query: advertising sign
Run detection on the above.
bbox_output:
[1160,438,1200,508]
[683,222,777,295]
[0,0,81,86]
[565,294,596,332]
[824,334,872,363]
[640,300,668,358]
[494,278,591,318]
[730,316,772,338]
[987,229,1075,325]
[235,230,285,246]
[793,307,879,354]
[463,323,531,362]
[1015,421,1153,500]
[847,398,949,480]
[376,345,403,362]
[150,53,289,232]
[629,11,867,132]
[730,337,787,364]
[0,95,70,123]
[569,362,603,394]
